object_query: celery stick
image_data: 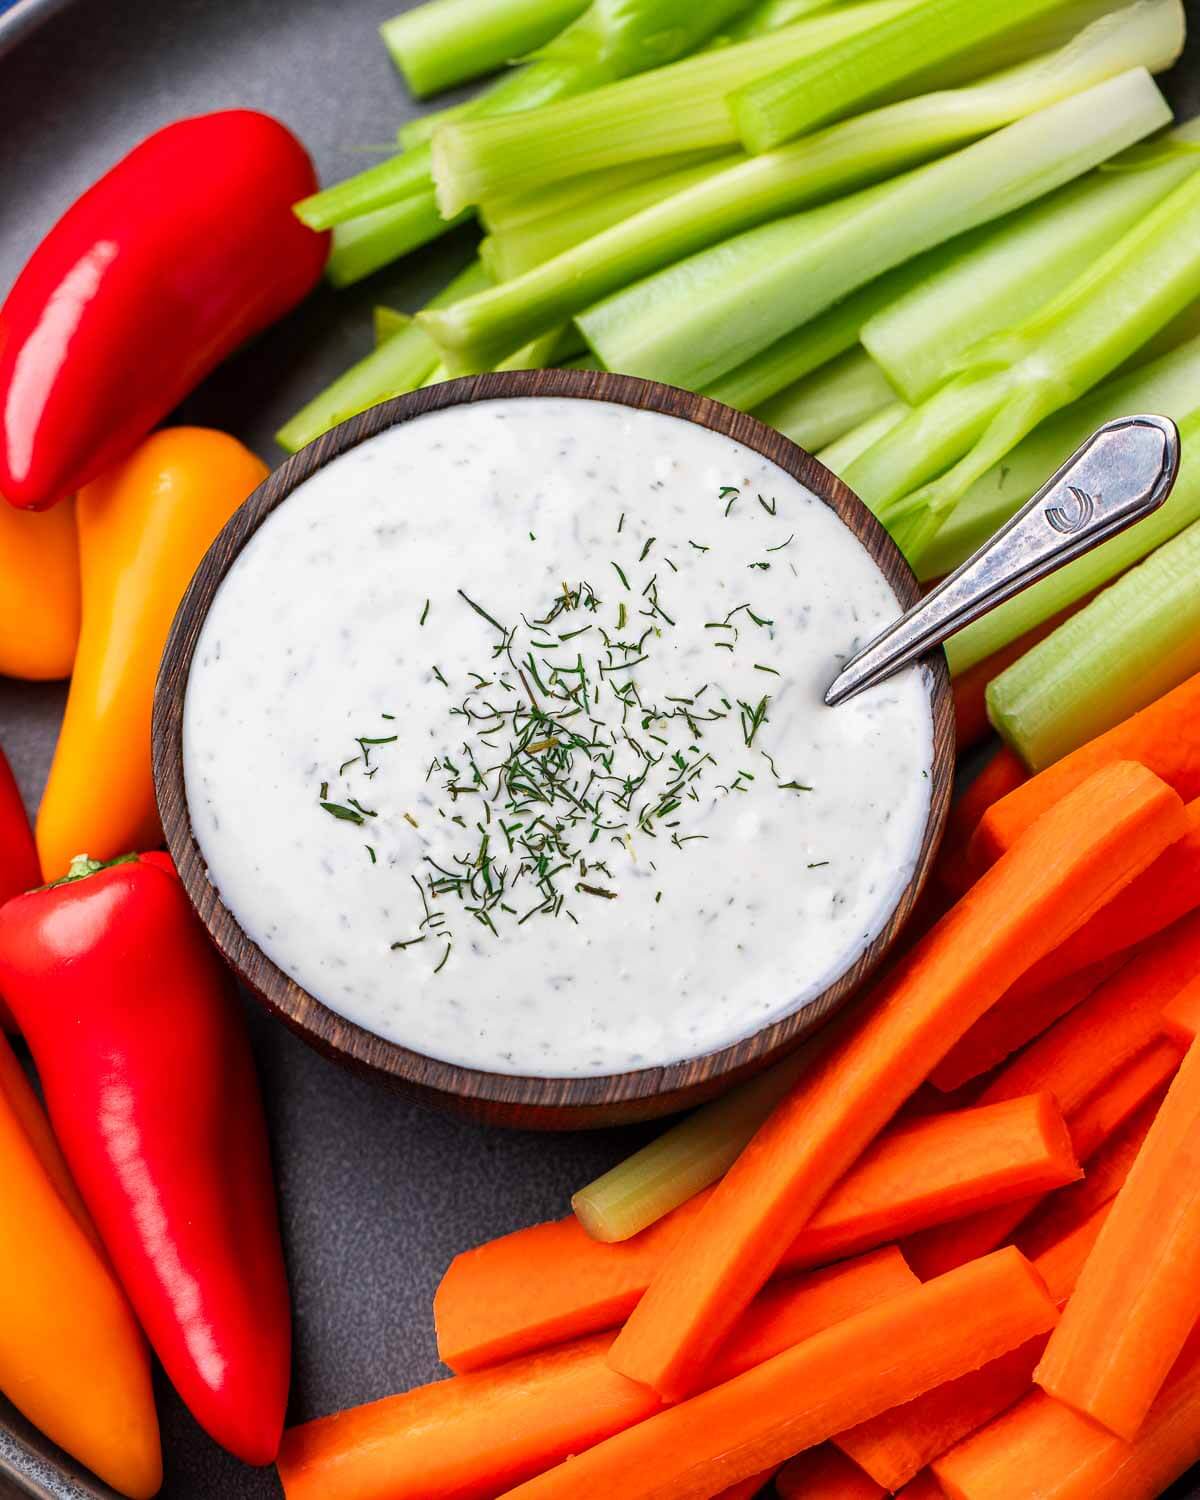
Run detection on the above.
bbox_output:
[494,324,586,367]
[874,164,1200,561]
[326,193,473,288]
[484,154,735,278]
[917,333,1200,580]
[702,254,946,410]
[731,0,1088,153]
[424,26,1163,371]
[275,260,490,452]
[578,72,1169,391]
[753,347,897,449]
[373,306,410,346]
[381,0,589,97]
[479,152,724,232]
[817,402,910,476]
[572,1049,814,1242]
[431,0,915,214]
[722,0,842,43]
[988,502,1200,770]
[862,110,1200,406]
[399,100,476,151]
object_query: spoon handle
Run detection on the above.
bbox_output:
[825,413,1182,708]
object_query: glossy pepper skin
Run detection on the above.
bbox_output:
[0,744,39,1030]
[0,110,328,510]
[0,854,292,1465]
[0,494,79,678]
[36,428,269,880]
[0,1033,161,1497]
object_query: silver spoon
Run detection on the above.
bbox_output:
[825,414,1182,707]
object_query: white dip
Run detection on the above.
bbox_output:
[184,397,932,1076]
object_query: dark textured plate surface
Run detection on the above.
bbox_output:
[2,2,1200,1495]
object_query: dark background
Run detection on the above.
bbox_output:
[2,1,1200,1495]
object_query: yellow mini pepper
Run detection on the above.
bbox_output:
[0,1034,161,1497]
[36,428,268,879]
[0,493,80,679]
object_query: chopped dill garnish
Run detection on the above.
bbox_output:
[754,663,780,675]
[639,536,655,562]
[719,485,739,516]
[321,801,365,824]
[688,539,710,552]
[757,494,777,515]
[365,845,377,864]
[766,534,794,552]
[419,599,430,626]
[611,560,630,589]
[807,860,830,868]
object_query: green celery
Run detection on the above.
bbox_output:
[731,0,1090,153]
[572,1049,814,1241]
[869,164,1200,561]
[918,332,1200,581]
[479,152,723,231]
[422,24,1164,371]
[862,109,1200,406]
[753,347,897,450]
[721,0,842,43]
[483,155,735,278]
[817,402,910,475]
[431,0,915,215]
[577,71,1169,391]
[381,0,589,97]
[373,306,411,346]
[326,193,472,288]
[275,261,490,452]
[494,324,587,367]
[302,0,765,232]
[399,100,477,152]
[987,499,1200,770]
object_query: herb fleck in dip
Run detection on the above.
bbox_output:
[183,398,932,1076]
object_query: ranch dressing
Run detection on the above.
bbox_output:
[184,398,932,1077]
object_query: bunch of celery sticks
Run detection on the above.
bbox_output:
[281,0,1200,773]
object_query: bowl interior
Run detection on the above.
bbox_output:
[153,367,954,1128]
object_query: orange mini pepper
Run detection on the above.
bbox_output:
[0,493,79,679]
[0,1033,161,1497]
[36,428,268,879]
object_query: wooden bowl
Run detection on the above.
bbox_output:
[153,368,954,1129]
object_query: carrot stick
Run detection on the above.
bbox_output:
[971,673,1200,866]
[438,1097,1067,1371]
[607,763,1184,1399]
[712,1469,778,1500]
[1162,973,1200,1045]
[1036,1034,1200,1440]
[277,1249,915,1500]
[933,747,1027,901]
[833,1197,1115,1490]
[895,1476,945,1500]
[775,1445,884,1498]
[934,1331,1200,1500]
[903,1019,1182,1281]
[788,1093,1079,1269]
[929,957,1123,1094]
[500,1249,1059,1500]
[1015,1088,1169,1262]
[986,796,1200,995]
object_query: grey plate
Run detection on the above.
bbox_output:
[3,3,1200,1496]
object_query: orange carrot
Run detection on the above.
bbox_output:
[501,1249,1059,1500]
[935,1331,1200,1500]
[933,747,1027,900]
[1015,1089,1168,1262]
[713,1469,778,1500]
[971,673,1200,866]
[775,1445,884,1498]
[903,1023,1181,1281]
[1036,1035,1200,1440]
[895,1475,945,1500]
[929,957,1122,1093]
[277,1249,915,1500]
[833,1199,1113,1490]
[437,1098,1065,1371]
[607,763,1183,1398]
[1162,973,1200,1045]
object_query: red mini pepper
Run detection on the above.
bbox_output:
[0,745,39,1031]
[0,852,291,1465]
[0,110,328,510]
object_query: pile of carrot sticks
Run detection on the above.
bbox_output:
[277,672,1200,1500]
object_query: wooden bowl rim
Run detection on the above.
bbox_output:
[153,368,954,1122]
